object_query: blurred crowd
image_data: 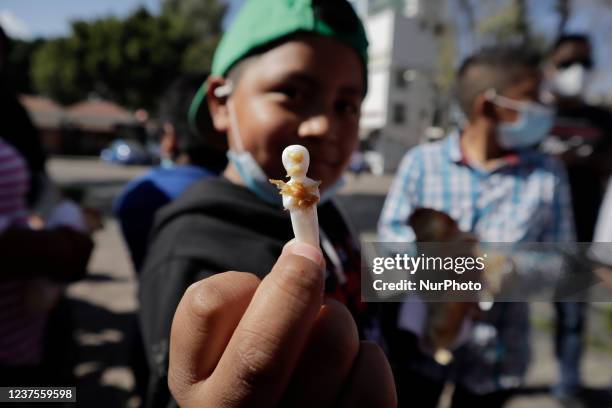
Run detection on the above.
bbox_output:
[1,1,612,407]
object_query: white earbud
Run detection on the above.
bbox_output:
[214,81,234,98]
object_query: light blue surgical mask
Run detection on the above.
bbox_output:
[224,88,341,206]
[226,149,282,206]
[486,89,554,150]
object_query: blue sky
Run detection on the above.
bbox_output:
[0,0,243,39]
[0,0,160,39]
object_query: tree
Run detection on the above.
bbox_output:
[556,0,570,35]
[478,1,527,47]
[161,0,226,39]
[30,2,226,110]
[456,0,478,50]
[161,0,227,74]
[31,38,80,103]
[4,38,46,94]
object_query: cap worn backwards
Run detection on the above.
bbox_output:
[188,0,369,135]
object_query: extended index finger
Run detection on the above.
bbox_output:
[204,241,325,406]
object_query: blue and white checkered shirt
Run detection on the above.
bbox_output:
[379,130,575,244]
[378,129,576,394]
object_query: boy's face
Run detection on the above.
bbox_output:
[209,34,365,192]
[492,69,542,125]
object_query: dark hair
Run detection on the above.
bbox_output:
[158,74,227,171]
[0,24,47,205]
[456,47,541,117]
[312,0,364,35]
[550,34,591,55]
[0,25,8,63]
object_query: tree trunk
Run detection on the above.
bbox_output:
[557,0,570,35]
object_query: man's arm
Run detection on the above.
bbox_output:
[0,226,93,281]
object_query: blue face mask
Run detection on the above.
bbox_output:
[487,90,554,150]
[226,149,282,205]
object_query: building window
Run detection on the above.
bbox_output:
[396,69,417,89]
[393,103,406,124]
[396,69,407,88]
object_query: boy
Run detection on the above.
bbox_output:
[114,74,226,271]
[378,48,575,407]
[139,1,380,407]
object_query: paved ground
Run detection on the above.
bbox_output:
[48,157,612,408]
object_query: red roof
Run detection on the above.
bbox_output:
[19,95,64,113]
[19,95,65,128]
[19,95,138,132]
[67,99,133,119]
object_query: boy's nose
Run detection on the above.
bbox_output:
[298,115,336,139]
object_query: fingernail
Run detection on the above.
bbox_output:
[289,241,324,268]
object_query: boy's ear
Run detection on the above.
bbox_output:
[207,77,231,133]
[474,92,497,121]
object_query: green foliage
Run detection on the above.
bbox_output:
[162,0,226,39]
[161,0,226,75]
[477,1,547,54]
[181,35,221,74]
[31,38,80,103]
[478,3,525,45]
[435,26,457,94]
[25,1,226,110]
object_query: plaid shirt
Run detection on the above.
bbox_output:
[378,130,576,394]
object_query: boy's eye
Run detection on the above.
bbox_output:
[274,87,306,101]
[336,100,360,117]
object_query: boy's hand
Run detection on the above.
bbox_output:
[168,240,397,407]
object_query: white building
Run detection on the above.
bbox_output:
[354,0,447,172]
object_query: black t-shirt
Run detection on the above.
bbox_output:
[139,177,365,408]
[543,103,612,241]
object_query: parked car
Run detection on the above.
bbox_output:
[100,139,152,165]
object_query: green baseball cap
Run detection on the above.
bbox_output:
[188,0,369,135]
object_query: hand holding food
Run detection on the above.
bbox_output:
[168,241,397,407]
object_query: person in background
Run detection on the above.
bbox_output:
[113,74,226,405]
[378,48,575,407]
[542,33,612,400]
[0,25,94,387]
[114,74,227,272]
[0,136,93,386]
[0,25,49,209]
[543,34,612,241]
